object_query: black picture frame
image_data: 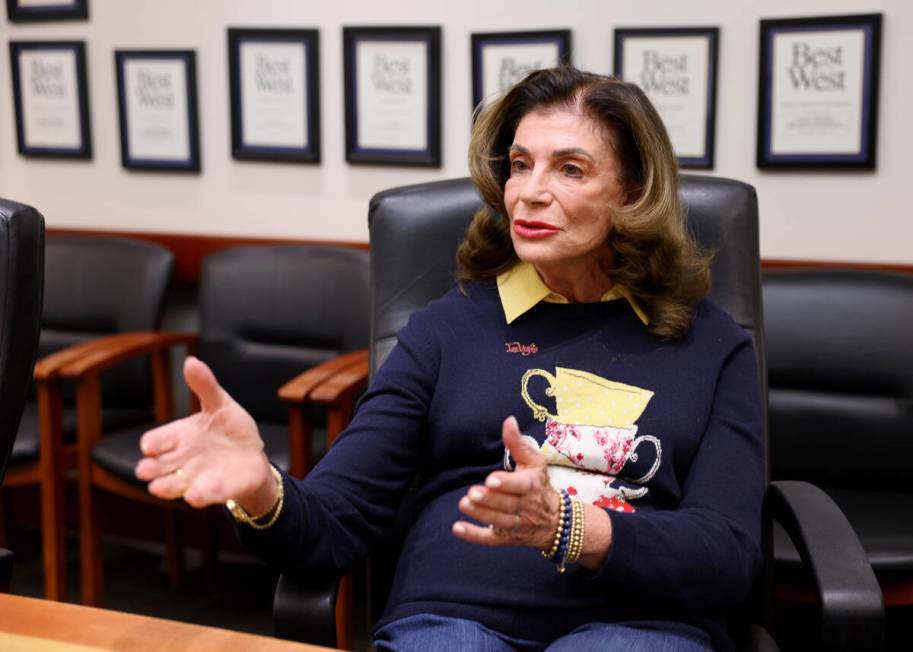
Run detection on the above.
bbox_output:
[343,26,441,167]
[9,40,92,158]
[614,27,718,169]
[757,13,882,169]
[6,0,87,22]
[471,30,572,111]
[228,28,321,164]
[115,50,201,172]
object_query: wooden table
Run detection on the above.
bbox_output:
[0,593,334,651]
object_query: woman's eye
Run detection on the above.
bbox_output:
[562,163,584,177]
[509,159,528,173]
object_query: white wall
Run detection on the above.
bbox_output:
[1,0,910,263]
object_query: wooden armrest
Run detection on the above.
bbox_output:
[277,349,369,404]
[58,331,198,379]
[33,334,146,382]
[309,359,369,404]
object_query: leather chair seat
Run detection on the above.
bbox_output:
[90,421,329,487]
[776,488,913,575]
[11,403,150,465]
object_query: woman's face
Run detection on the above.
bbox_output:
[504,108,626,279]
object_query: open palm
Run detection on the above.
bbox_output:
[135,356,273,509]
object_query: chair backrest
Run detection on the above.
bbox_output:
[366,175,768,624]
[198,245,370,423]
[42,236,174,407]
[0,198,44,483]
[764,269,913,490]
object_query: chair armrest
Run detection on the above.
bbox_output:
[273,572,341,647]
[310,356,369,404]
[278,349,369,404]
[0,547,12,592]
[767,480,884,651]
[57,331,198,379]
[33,335,143,382]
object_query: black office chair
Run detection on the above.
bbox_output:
[0,198,45,590]
[1,235,174,602]
[764,269,913,633]
[68,244,370,606]
[272,177,884,651]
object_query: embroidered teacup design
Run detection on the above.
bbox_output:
[513,367,660,510]
[521,367,653,428]
[541,420,661,484]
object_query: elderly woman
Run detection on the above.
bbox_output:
[136,67,763,652]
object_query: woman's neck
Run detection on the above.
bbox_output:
[534,253,615,304]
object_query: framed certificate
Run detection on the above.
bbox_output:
[9,40,92,158]
[471,30,571,110]
[228,28,321,164]
[343,26,441,167]
[6,0,87,22]
[614,27,718,169]
[757,14,882,169]
[115,50,201,172]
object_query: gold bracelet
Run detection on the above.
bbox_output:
[541,487,566,561]
[565,496,586,566]
[226,465,284,530]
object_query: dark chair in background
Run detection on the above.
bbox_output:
[0,198,45,591]
[765,269,913,628]
[272,177,885,651]
[64,244,370,606]
[1,235,173,602]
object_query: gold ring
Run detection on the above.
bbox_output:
[512,513,521,531]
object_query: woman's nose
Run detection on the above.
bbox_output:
[518,170,551,204]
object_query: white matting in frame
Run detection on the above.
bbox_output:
[356,39,428,151]
[614,28,718,169]
[770,30,864,155]
[124,59,190,160]
[472,31,571,110]
[241,41,307,149]
[20,49,81,147]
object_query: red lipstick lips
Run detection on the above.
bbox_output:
[513,220,559,239]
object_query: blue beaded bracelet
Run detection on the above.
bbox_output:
[544,488,573,569]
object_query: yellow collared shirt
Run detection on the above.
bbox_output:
[496,261,649,326]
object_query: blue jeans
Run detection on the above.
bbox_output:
[375,614,715,652]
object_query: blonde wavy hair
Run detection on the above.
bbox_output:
[457,66,711,339]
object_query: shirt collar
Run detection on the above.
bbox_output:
[496,261,650,326]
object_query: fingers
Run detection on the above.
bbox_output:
[136,414,200,482]
[451,521,509,547]
[147,468,192,501]
[458,486,521,528]
[501,415,545,470]
[459,501,520,532]
[138,419,184,457]
[483,469,536,496]
[183,356,228,413]
[460,485,520,514]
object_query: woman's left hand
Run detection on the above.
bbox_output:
[452,416,560,551]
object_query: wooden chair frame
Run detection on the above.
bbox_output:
[56,331,368,607]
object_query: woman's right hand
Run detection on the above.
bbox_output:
[135,356,278,514]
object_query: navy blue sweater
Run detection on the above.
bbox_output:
[238,281,764,650]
